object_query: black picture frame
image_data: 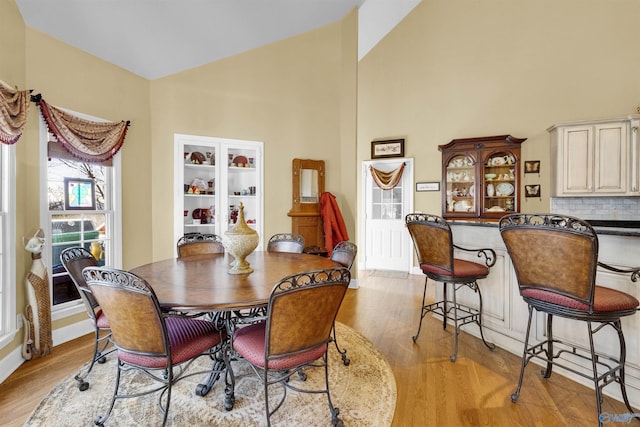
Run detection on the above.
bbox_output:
[524,160,540,174]
[525,184,541,198]
[371,139,405,159]
[64,177,96,210]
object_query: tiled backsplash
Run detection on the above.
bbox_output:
[550,197,640,220]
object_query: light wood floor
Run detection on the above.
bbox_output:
[0,272,633,426]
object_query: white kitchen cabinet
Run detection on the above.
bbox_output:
[174,134,263,249]
[549,115,640,196]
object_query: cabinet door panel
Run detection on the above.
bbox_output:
[563,127,592,193]
[594,124,627,193]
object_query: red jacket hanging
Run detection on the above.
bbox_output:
[320,192,349,256]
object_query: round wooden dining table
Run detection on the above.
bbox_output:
[130,251,340,312]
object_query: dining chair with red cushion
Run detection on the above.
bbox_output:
[60,246,113,391]
[405,213,496,362]
[499,213,640,426]
[231,267,351,427]
[83,267,232,426]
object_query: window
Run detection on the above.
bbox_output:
[0,141,16,346]
[40,113,122,315]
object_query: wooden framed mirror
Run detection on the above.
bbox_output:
[288,159,325,250]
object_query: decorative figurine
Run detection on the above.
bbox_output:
[22,228,53,360]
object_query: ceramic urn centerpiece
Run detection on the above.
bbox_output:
[222,202,259,274]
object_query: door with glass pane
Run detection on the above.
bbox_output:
[362,159,413,272]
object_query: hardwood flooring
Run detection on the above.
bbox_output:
[0,271,633,426]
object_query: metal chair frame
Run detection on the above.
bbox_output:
[329,241,357,365]
[499,213,640,427]
[60,247,114,391]
[266,233,305,253]
[231,267,351,427]
[83,267,233,426]
[405,213,496,362]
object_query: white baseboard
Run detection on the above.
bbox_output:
[0,319,93,384]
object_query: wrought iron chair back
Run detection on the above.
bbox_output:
[266,233,305,254]
[500,214,597,309]
[406,213,456,278]
[177,232,224,257]
[329,241,357,270]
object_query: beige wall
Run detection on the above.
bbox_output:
[150,15,358,260]
[0,1,152,359]
[358,0,640,217]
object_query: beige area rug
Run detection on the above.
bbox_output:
[25,322,396,427]
[368,270,408,279]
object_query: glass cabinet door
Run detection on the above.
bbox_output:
[445,154,476,215]
[482,152,517,214]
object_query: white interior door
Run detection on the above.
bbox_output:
[361,158,413,271]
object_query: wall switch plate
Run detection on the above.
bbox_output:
[17,313,23,329]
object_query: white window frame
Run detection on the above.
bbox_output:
[0,141,17,350]
[39,112,122,321]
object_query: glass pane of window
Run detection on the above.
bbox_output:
[48,156,110,306]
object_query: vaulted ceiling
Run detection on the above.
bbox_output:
[17,0,398,80]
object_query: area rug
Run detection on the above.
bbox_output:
[368,270,408,279]
[25,322,396,426]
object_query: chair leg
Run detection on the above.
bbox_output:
[94,360,122,426]
[613,319,635,414]
[541,314,553,379]
[75,326,111,391]
[450,282,460,362]
[412,277,429,342]
[322,352,343,427]
[587,321,606,427]
[511,305,534,403]
[472,282,495,352]
[331,322,350,365]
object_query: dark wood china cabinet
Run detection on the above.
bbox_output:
[439,135,526,221]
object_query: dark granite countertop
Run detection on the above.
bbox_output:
[449,218,640,237]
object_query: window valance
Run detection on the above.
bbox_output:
[0,80,30,145]
[369,163,405,190]
[37,98,129,163]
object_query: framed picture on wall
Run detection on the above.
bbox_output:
[525,184,541,198]
[64,177,96,210]
[524,160,540,174]
[371,139,405,159]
